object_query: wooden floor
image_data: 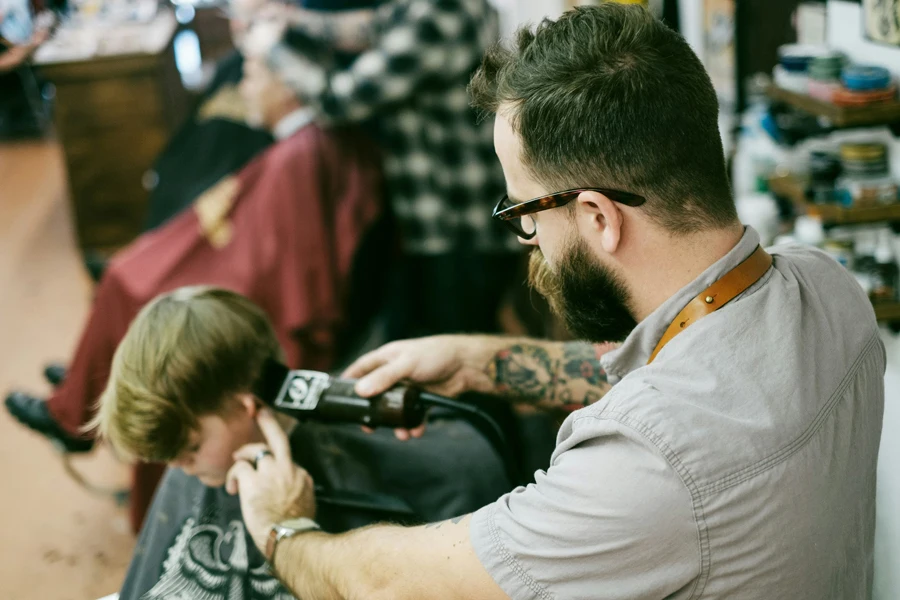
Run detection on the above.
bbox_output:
[0,140,134,599]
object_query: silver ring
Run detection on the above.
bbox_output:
[252,448,273,469]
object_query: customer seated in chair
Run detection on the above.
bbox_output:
[95,287,510,600]
[5,56,386,532]
[138,0,382,233]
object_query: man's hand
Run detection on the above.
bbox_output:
[343,335,506,399]
[343,336,505,440]
[226,408,315,553]
[32,11,55,45]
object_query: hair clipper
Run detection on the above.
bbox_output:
[252,360,426,429]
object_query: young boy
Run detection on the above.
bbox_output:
[93,286,509,600]
[6,55,385,533]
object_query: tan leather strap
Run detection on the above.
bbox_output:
[647,246,773,365]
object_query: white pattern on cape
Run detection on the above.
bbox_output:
[142,518,296,600]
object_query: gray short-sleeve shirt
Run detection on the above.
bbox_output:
[471,227,885,599]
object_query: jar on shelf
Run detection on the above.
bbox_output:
[823,237,855,269]
[834,174,898,207]
[808,151,842,204]
[870,231,899,303]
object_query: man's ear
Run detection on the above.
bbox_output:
[576,190,622,254]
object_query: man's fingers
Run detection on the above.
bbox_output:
[342,346,393,380]
[355,359,413,398]
[392,423,427,441]
[226,460,256,495]
[255,408,292,467]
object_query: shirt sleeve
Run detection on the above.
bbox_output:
[266,0,486,124]
[470,415,701,600]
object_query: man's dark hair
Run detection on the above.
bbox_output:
[469,4,737,233]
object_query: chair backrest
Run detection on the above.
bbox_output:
[333,211,398,367]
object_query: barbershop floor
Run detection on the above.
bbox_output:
[0,141,134,599]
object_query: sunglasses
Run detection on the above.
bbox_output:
[492,187,646,239]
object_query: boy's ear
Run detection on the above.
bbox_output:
[236,393,259,418]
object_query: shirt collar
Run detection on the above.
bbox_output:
[273,108,317,140]
[600,226,761,383]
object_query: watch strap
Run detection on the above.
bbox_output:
[265,518,321,564]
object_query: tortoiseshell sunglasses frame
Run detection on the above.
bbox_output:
[492,187,646,239]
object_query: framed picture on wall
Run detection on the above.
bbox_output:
[864,0,900,46]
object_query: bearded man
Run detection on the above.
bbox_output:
[223,4,884,599]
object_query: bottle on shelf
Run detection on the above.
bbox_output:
[851,228,878,297]
[870,230,899,303]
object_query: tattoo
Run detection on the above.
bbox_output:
[424,514,467,530]
[492,344,554,402]
[488,341,611,410]
[562,343,607,387]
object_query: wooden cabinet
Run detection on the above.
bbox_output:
[35,12,189,252]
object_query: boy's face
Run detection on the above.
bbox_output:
[170,403,261,488]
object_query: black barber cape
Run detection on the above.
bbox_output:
[119,416,510,600]
[143,52,273,230]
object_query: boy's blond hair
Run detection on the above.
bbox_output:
[89,286,282,462]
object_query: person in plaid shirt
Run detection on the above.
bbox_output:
[244,0,522,339]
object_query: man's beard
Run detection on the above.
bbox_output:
[528,241,638,343]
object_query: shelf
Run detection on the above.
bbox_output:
[765,174,900,322]
[766,84,900,128]
[874,302,900,322]
[768,174,900,225]
[768,173,807,210]
[809,203,900,225]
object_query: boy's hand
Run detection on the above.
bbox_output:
[226,408,315,554]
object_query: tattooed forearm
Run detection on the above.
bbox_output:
[488,341,612,409]
[491,345,555,402]
[561,343,607,388]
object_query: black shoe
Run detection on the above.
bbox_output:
[43,363,67,387]
[4,391,93,453]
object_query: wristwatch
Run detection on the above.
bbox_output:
[266,517,321,563]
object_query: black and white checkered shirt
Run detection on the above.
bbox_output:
[268,0,520,254]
